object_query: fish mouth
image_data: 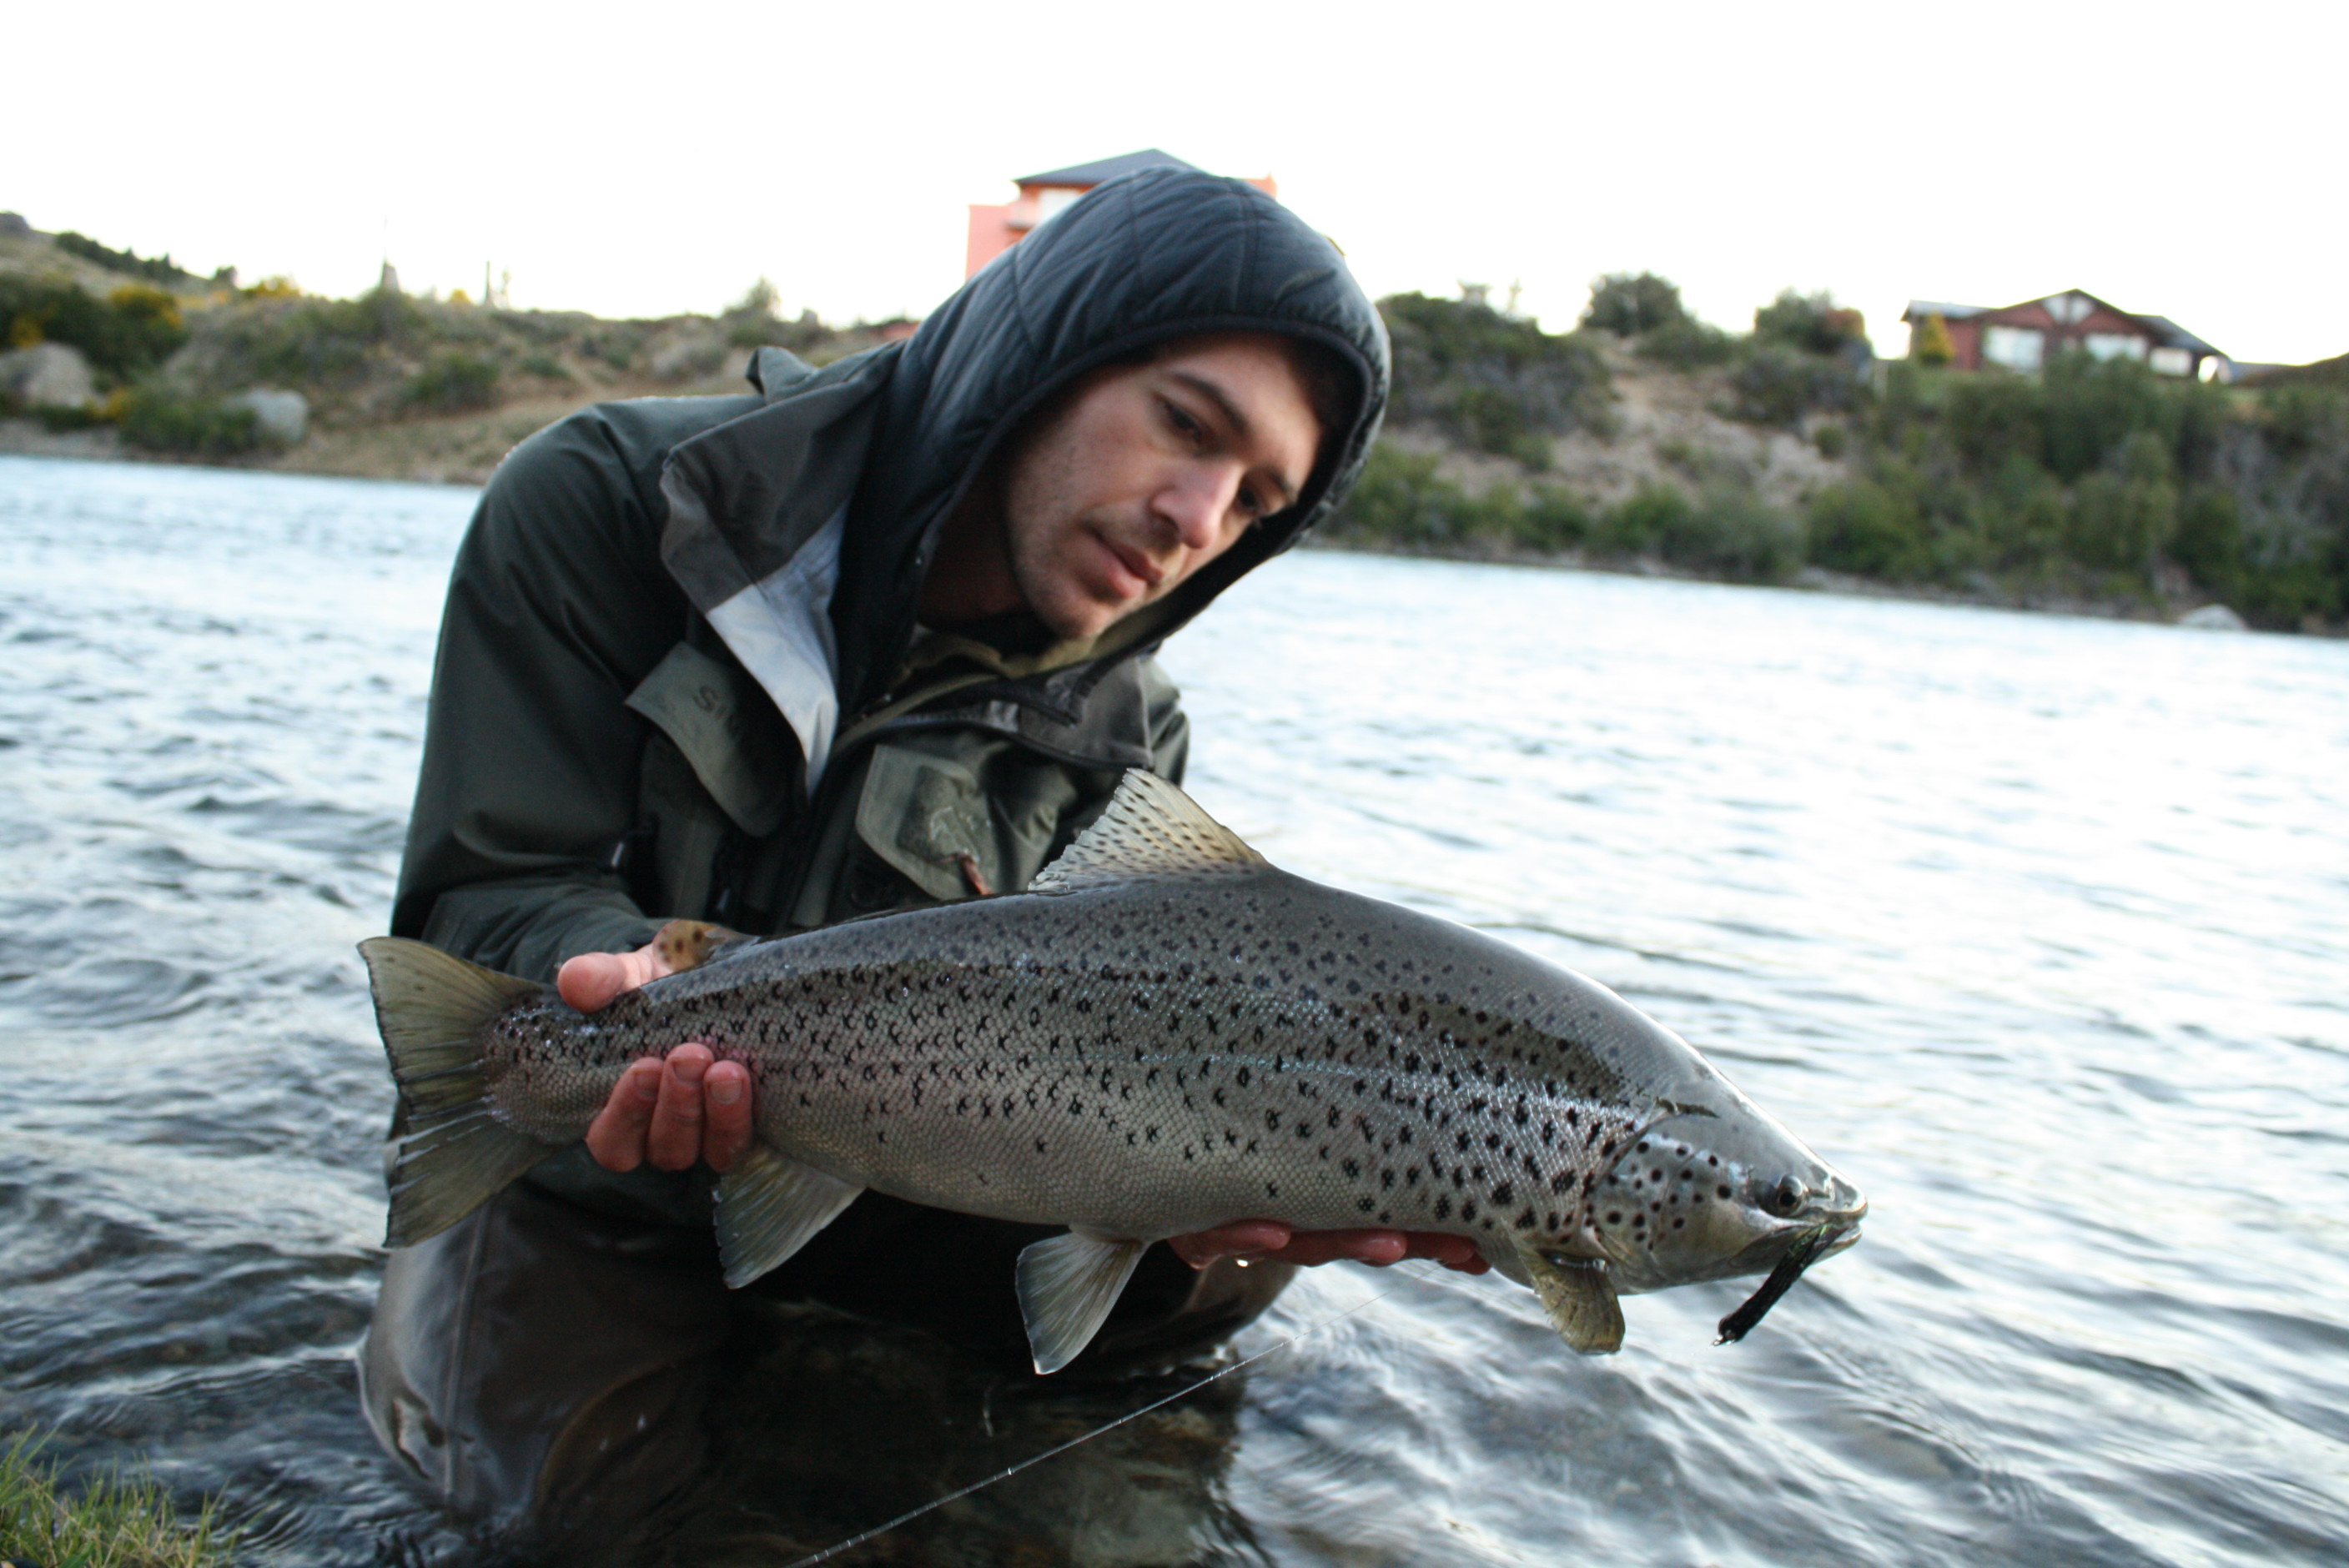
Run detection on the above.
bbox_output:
[1714,1219,1860,1345]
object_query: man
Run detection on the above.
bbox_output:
[363,167,1481,1531]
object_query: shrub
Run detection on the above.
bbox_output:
[1912,312,1955,367]
[1381,292,1612,461]
[1659,487,1803,581]
[2066,434,2178,576]
[1806,480,1932,579]
[2040,352,2176,481]
[1594,483,1693,555]
[1813,422,1850,460]
[53,229,199,284]
[118,389,264,455]
[1582,273,1687,338]
[1754,289,1866,356]
[2172,484,2245,601]
[1731,343,1856,426]
[2261,384,2349,460]
[1946,371,2045,471]
[1517,485,1593,551]
[1969,453,2068,569]
[405,350,501,413]
[0,278,189,381]
[516,352,572,382]
[1636,318,1737,369]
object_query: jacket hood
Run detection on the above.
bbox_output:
[659,167,1387,758]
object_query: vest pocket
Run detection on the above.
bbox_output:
[856,744,995,903]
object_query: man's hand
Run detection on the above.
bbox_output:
[1169,1220,1490,1274]
[566,941,754,1175]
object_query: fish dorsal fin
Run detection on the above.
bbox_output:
[1031,770,1267,893]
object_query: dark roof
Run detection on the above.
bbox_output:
[1904,299,1984,321]
[2133,314,2224,358]
[1014,149,1201,188]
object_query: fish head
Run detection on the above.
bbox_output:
[1587,1100,1865,1297]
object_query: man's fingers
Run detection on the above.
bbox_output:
[703,1060,753,1173]
[584,1058,663,1172]
[556,938,676,1013]
[1169,1220,1292,1269]
[645,1043,712,1171]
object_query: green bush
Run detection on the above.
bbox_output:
[118,390,264,455]
[1731,344,1858,426]
[2261,384,2349,460]
[1658,487,1803,581]
[1381,292,1612,461]
[2065,432,2178,575]
[1754,289,1867,356]
[1517,485,1593,551]
[1636,318,1737,369]
[1582,273,1687,338]
[2172,484,2245,600]
[0,279,189,381]
[1595,483,1693,555]
[1806,480,1932,579]
[405,350,501,413]
[53,229,204,284]
[1813,422,1851,460]
[217,287,425,387]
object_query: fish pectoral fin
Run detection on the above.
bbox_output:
[1516,1239,1626,1356]
[1014,1231,1149,1375]
[653,917,754,975]
[1029,771,1267,892]
[713,1146,864,1289]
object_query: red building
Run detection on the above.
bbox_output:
[1903,290,2227,380]
[965,150,1278,278]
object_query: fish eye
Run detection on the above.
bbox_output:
[1762,1175,1807,1218]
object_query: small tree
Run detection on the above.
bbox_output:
[1914,312,1954,367]
[1581,273,1687,337]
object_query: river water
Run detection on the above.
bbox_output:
[2,453,2344,1566]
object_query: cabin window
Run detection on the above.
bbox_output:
[2150,346,2194,377]
[2085,334,2149,363]
[1034,187,1084,225]
[1984,326,2045,372]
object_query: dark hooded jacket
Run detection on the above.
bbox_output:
[395,168,1388,985]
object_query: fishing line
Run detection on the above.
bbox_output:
[778,1259,1463,1568]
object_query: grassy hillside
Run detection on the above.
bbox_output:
[1329,277,2348,631]
[5,227,2342,630]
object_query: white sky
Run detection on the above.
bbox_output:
[12,0,2345,365]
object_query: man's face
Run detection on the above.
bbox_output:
[931,332,1324,643]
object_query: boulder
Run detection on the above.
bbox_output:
[0,342,98,409]
[0,212,31,239]
[2178,604,2247,631]
[228,387,309,445]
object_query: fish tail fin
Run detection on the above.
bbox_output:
[358,937,553,1249]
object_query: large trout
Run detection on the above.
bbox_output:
[363,771,1864,1372]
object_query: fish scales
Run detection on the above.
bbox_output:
[363,769,1864,1369]
[485,871,1666,1243]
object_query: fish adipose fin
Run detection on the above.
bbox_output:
[1030,771,1267,892]
[1516,1239,1626,1355]
[1015,1231,1149,1374]
[359,937,556,1249]
[713,1145,865,1288]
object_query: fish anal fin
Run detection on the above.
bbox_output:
[714,1145,863,1288]
[1014,1231,1149,1374]
[1031,771,1267,893]
[1516,1239,1626,1355]
[655,917,754,975]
